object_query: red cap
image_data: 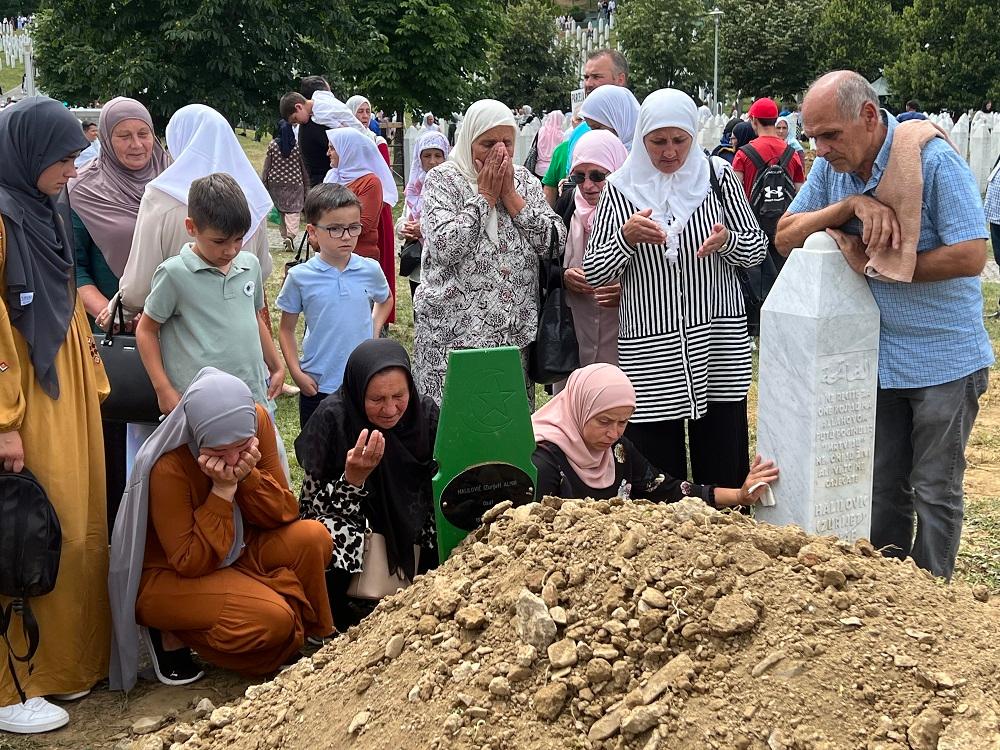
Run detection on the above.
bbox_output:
[748,98,779,119]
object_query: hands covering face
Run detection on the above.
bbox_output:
[476,143,515,207]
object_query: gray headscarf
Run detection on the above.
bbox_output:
[0,96,88,398]
[108,367,258,692]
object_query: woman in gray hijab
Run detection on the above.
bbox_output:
[0,96,111,734]
[109,368,334,692]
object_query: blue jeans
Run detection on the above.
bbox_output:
[871,368,988,579]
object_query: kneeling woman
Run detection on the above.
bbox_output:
[295,339,439,629]
[532,364,778,505]
[109,369,334,691]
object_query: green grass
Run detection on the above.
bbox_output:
[0,60,24,97]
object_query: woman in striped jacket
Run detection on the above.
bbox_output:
[584,89,767,490]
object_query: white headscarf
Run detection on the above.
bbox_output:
[606,89,709,256]
[421,112,440,131]
[108,368,259,692]
[146,104,272,242]
[778,115,804,152]
[449,99,517,243]
[324,127,399,206]
[580,86,640,150]
[406,130,451,220]
[345,95,378,142]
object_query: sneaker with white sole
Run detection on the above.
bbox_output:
[141,627,204,686]
[0,697,70,734]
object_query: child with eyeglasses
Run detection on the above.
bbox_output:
[276,184,393,427]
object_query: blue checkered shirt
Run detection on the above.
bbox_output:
[788,112,993,389]
[986,167,1000,225]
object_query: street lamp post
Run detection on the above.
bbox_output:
[709,7,723,115]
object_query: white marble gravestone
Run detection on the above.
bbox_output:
[755,232,880,542]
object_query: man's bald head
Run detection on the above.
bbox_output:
[805,71,879,122]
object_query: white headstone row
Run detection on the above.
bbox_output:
[1,29,29,70]
[922,110,1000,193]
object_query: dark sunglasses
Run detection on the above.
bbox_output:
[567,169,610,185]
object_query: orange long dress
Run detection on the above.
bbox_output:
[346,173,383,261]
[135,404,334,675]
[0,219,111,706]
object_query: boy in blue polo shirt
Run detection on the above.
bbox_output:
[137,173,285,415]
[277,184,393,427]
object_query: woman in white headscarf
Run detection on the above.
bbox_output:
[413,99,566,404]
[396,130,450,314]
[117,104,274,315]
[345,94,391,164]
[108,368,333,692]
[776,115,804,153]
[584,89,766,493]
[578,85,640,151]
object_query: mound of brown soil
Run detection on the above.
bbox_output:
[139,498,1000,750]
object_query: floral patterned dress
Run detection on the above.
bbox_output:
[413,162,566,403]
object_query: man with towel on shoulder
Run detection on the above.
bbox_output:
[774,70,992,582]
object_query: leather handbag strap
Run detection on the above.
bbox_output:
[0,599,39,704]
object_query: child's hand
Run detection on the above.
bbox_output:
[291,370,319,397]
[266,365,285,400]
[739,454,779,504]
[157,386,182,415]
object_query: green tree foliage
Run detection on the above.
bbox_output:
[813,0,900,83]
[349,0,500,120]
[1,2,38,16]
[718,0,822,102]
[885,0,1000,111]
[32,0,362,129]
[487,0,578,113]
[616,0,713,100]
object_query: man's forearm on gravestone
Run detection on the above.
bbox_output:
[775,200,856,255]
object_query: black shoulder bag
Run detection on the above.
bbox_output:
[99,298,161,424]
[527,224,580,385]
[0,468,61,703]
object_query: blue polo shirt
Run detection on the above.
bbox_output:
[276,253,390,394]
[788,111,993,390]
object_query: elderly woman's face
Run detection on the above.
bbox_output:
[327,144,340,168]
[355,102,372,126]
[111,118,156,171]
[570,161,609,206]
[365,368,410,430]
[776,121,789,138]
[643,127,693,174]
[471,126,515,169]
[36,154,79,196]
[420,148,446,172]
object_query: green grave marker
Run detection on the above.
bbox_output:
[432,347,538,561]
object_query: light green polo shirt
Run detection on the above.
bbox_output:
[144,244,269,405]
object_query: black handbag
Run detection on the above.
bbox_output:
[527,224,580,385]
[99,299,161,424]
[399,239,422,278]
[0,467,61,703]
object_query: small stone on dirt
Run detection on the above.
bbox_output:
[516,588,557,651]
[132,716,168,736]
[455,606,487,630]
[533,682,569,721]
[348,710,371,734]
[194,698,215,718]
[708,593,760,637]
[208,707,234,730]
[906,707,945,750]
[385,633,405,659]
[547,638,578,668]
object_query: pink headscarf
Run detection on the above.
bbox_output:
[404,130,450,221]
[535,110,565,175]
[566,130,628,268]
[532,364,636,488]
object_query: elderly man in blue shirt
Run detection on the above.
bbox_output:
[775,71,992,581]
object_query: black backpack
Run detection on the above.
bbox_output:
[0,468,61,703]
[739,143,797,241]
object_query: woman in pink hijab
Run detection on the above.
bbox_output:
[532,364,778,503]
[534,110,565,178]
[557,130,627,381]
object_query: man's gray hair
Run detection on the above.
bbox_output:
[586,48,629,81]
[809,71,879,120]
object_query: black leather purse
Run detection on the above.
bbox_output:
[99,299,161,424]
[527,224,579,385]
[399,239,422,278]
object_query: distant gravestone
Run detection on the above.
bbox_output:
[432,347,537,560]
[755,232,880,542]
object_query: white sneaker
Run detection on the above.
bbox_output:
[0,697,70,733]
[49,689,90,701]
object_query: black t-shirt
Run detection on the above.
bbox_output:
[532,437,711,502]
[299,120,331,187]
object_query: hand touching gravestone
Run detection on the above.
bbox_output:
[755,232,880,542]
[433,347,537,560]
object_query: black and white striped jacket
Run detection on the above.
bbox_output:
[583,158,767,422]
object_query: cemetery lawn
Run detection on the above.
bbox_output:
[0,61,24,95]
